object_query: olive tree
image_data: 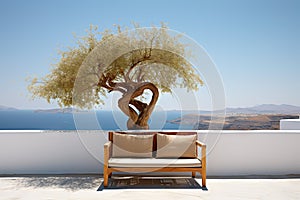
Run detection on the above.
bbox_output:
[29,24,203,129]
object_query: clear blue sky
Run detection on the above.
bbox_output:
[0,0,299,109]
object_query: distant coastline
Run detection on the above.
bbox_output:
[0,104,299,130]
[34,108,85,114]
[169,114,299,130]
[2,104,300,114]
[0,105,17,111]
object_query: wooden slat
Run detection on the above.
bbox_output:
[201,143,206,187]
[109,167,203,173]
[196,140,206,147]
[103,141,112,187]
[108,131,114,142]
[157,132,197,135]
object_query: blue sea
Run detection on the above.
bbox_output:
[0,110,194,130]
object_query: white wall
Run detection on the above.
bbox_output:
[203,130,300,176]
[0,130,299,176]
[0,130,104,174]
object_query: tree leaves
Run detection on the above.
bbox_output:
[29,23,203,109]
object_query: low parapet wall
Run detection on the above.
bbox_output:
[0,130,299,176]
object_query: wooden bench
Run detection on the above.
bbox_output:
[103,131,206,188]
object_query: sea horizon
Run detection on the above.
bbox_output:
[0,110,195,130]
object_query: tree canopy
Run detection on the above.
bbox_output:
[29,23,203,129]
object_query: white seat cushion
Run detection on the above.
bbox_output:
[108,158,201,168]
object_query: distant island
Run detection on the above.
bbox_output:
[0,105,18,111]
[169,114,299,130]
[168,104,300,130]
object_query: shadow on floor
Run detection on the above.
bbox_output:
[98,176,207,191]
[14,175,207,191]
[16,175,102,191]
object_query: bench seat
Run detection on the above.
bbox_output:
[108,158,202,168]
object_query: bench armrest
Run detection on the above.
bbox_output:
[104,141,112,166]
[196,140,206,170]
[196,140,206,147]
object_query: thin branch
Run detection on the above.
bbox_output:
[109,87,126,93]
[125,56,151,81]
[74,83,98,96]
[137,69,143,82]
[139,74,145,82]
[32,81,45,84]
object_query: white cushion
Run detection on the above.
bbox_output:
[108,158,201,168]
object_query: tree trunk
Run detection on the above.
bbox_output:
[118,82,159,129]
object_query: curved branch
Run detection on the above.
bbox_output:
[117,81,159,129]
[129,99,147,112]
[118,92,138,124]
[134,83,159,127]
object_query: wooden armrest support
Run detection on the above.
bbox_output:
[104,141,112,149]
[103,141,112,187]
[196,140,206,147]
[104,141,112,166]
[196,140,206,173]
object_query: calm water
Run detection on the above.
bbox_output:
[0,110,193,130]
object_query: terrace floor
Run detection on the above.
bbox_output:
[0,175,299,200]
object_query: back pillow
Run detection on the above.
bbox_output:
[156,133,196,158]
[112,133,154,158]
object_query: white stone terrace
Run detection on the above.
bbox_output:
[0,176,299,200]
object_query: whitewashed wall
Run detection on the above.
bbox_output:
[204,130,300,176]
[0,130,299,176]
[0,130,104,174]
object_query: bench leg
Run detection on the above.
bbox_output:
[192,172,196,178]
[103,175,108,187]
[202,177,206,188]
[202,169,206,187]
[103,168,109,187]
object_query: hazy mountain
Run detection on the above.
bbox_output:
[226,104,300,114]
[0,105,18,111]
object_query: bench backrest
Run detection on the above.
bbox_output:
[108,131,198,155]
